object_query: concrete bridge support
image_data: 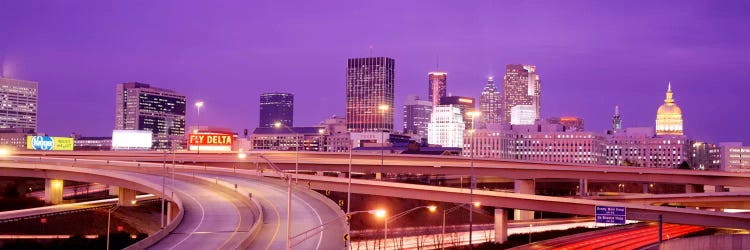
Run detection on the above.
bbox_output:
[579,179,588,197]
[338,172,346,178]
[44,179,64,205]
[643,183,649,194]
[514,179,535,220]
[375,172,382,180]
[705,185,726,192]
[494,208,508,243]
[118,187,137,206]
[685,184,704,193]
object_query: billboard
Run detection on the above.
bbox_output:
[26,136,74,151]
[112,130,153,150]
[188,132,234,151]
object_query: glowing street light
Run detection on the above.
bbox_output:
[274,121,300,183]
[466,110,481,250]
[194,101,205,154]
[441,203,482,249]
[384,205,437,248]
[378,104,389,181]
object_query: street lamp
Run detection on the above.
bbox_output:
[290,209,385,248]
[106,205,120,250]
[378,104,389,180]
[466,110,481,250]
[317,128,326,152]
[252,154,294,250]
[194,101,204,154]
[274,121,300,183]
[384,205,437,249]
[441,202,481,249]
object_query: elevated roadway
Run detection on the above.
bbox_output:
[25,151,750,187]
[0,162,259,250]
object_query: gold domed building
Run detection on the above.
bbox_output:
[655,82,683,135]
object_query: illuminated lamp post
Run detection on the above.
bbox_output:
[274,121,300,183]
[467,110,481,250]
[194,101,204,154]
[440,202,480,249]
[378,104,389,180]
[384,205,437,249]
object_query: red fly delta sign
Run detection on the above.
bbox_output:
[188,132,234,151]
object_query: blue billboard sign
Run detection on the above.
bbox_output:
[595,205,626,224]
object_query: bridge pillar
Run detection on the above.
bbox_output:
[685,184,704,193]
[514,179,535,220]
[643,183,649,194]
[338,172,346,178]
[705,185,726,192]
[494,208,508,243]
[316,171,325,176]
[375,172,382,180]
[108,186,119,196]
[579,179,588,197]
[44,179,64,205]
[167,201,178,224]
[118,187,137,206]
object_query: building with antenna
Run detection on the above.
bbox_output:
[345,57,395,132]
[479,76,502,127]
[428,72,447,107]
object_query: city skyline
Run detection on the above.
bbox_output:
[1,1,748,144]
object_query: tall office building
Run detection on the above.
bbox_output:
[0,77,38,131]
[546,117,585,132]
[655,83,683,136]
[259,92,294,128]
[115,82,186,149]
[612,105,622,131]
[440,96,476,130]
[346,57,395,132]
[402,95,433,137]
[479,76,502,127]
[501,64,540,123]
[428,105,464,148]
[428,72,447,106]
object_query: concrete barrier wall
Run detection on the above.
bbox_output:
[659,234,750,250]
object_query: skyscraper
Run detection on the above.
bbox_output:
[115,82,186,149]
[479,76,502,127]
[0,77,38,131]
[259,92,294,128]
[440,96,476,130]
[346,57,395,132]
[612,105,622,131]
[501,64,541,123]
[428,105,464,148]
[402,95,432,137]
[655,83,683,136]
[428,72,447,106]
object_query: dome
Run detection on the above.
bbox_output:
[655,83,684,136]
[657,102,682,116]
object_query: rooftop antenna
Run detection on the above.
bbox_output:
[369,44,373,57]
[436,54,440,70]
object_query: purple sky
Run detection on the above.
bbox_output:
[1,0,748,144]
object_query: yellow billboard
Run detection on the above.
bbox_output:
[26,136,74,151]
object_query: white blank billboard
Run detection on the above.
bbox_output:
[112,130,153,149]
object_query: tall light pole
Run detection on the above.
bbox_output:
[384,205,437,249]
[347,138,353,248]
[194,101,204,154]
[253,154,293,250]
[467,110,481,250]
[441,202,480,249]
[106,204,120,250]
[378,104,389,180]
[275,121,300,183]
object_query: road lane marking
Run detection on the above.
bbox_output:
[214,186,243,250]
[168,188,206,250]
